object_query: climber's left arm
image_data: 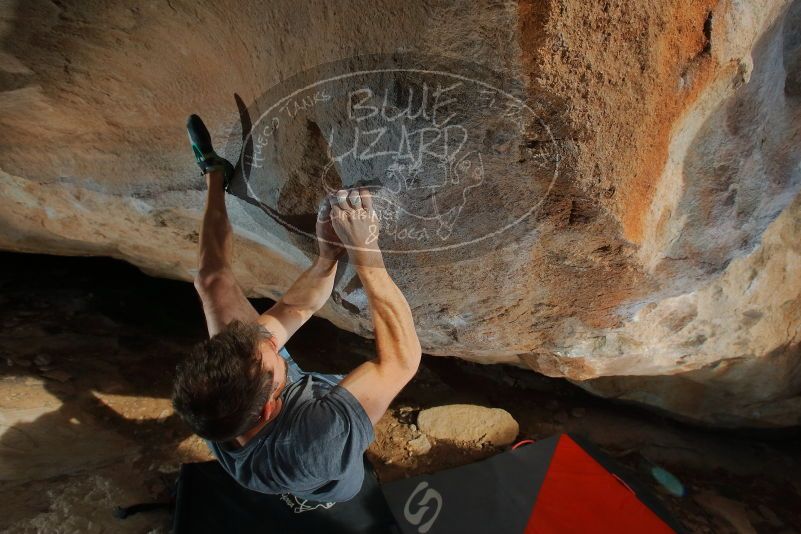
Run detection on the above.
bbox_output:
[257,256,338,350]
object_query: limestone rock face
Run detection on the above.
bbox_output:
[0,0,799,426]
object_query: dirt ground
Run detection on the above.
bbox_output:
[0,252,799,533]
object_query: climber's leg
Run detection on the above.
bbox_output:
[193,168,259,337]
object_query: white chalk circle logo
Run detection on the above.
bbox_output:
[226,55,562,264]
[404,481,443,533]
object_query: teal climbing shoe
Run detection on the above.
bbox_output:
[186,114,234,191]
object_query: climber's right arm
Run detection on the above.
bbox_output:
[339,261,422,424]
[331,188,422,425]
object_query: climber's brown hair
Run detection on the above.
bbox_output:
[171,320,274,442]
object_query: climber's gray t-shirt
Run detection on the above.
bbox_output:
[206,348,374,502]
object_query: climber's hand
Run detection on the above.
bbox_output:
[329,188,383,267]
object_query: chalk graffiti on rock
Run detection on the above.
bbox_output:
[232,58,561,259]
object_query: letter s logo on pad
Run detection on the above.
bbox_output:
[403,481,443,533]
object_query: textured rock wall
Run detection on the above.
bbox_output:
[0,0,799,426]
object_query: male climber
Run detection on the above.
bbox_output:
[171,115,421,502]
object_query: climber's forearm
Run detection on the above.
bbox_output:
[278,256,338,313]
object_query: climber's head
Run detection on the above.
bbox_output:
[171,320,287,442]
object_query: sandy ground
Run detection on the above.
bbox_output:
[0,252,799,533]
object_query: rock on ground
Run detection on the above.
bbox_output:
[0,0,800,426]
[406,434,432,456]
[417,404,520,447]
